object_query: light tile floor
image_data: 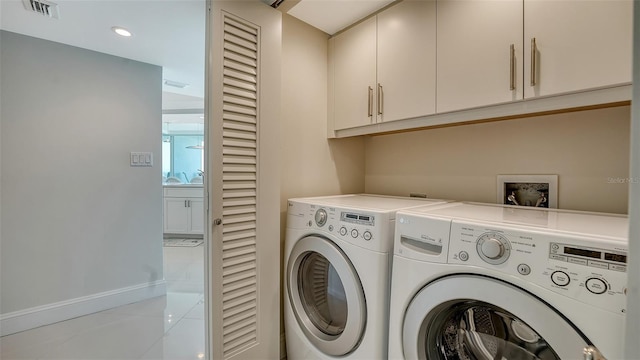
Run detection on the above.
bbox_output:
[0,244,205,360]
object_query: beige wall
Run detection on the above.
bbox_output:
[279,14,366,348]
[365,106,631,214]
[280,14,365,213]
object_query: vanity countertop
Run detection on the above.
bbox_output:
[163,184,203,188]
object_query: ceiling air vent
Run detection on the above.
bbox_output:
[22,0,60,19]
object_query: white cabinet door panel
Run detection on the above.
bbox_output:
[164,198,189,233]
[524,0,633,98]
[188,199,204,234]
[437,0,523,113]
[377,0,436,122]
[332,17,377,130]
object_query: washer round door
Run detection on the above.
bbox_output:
[403,275,591,360]
[287,236,366,356]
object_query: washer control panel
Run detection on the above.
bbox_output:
[444,220,628,315]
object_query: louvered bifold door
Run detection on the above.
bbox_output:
[208,2,281,359]
[221,12,259,358]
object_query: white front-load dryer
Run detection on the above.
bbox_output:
[284,194,452,359]
[388,202,629,360]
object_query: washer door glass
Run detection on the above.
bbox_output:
[287,236,366,356]
[425,300,558,359]
[403,275,590,360]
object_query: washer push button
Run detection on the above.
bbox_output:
[585,278,608,294]
[551,271,570,287]
[517,264,531,276]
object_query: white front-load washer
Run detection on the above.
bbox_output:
[284,194,452,359]
[388,202,629,360]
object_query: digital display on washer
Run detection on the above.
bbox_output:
[564,246,602,259]
[604,253,627,263]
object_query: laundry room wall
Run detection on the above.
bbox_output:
[365,105,630,214]
[0,31,164,333]
[280,14,366,354]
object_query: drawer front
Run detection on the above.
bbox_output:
[164,187,203,198]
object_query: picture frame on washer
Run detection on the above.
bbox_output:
[497,175,558,209]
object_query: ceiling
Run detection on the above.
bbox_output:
[286,0,394,35]
[0,0,207,112]
[0,0,394,116]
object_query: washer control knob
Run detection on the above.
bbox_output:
[476,233,511,265]
[363,231,372,241]
[481,238,504,259]
[339,227,348,236]
[585,278,608,294]
[351,229,359,238]
[551,271,570,287]
[314,209,327,227]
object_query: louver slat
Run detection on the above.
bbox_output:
[221,14,259,357]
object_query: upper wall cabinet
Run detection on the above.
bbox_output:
[328,0,632,138]
[330,0,436,131]
[436,0,523,113]
[331,17,377,130]
[524,0,632,98]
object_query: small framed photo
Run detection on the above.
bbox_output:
[497,175,558,209]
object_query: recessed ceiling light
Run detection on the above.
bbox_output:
[111,26,132,37]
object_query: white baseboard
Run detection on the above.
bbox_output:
[0,280,166,336]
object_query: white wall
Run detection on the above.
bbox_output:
[280,14,366,353]
[365,106,630,214]
[0,31,164,329]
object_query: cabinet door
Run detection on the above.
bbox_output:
[164,198,190,233]
[524,0,632,98]
[437,0,523,113]
[188,198,204,234]
[377,0,436,122]
[332,17,377,130]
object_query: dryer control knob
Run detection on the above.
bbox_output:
[315,209,328,227]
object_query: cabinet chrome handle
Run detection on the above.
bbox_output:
[188,200,191,207]
[368,86,373,117]
[530,37,537,86]
[377,83,383,115]
[509,44,515,90]
[185,200,188,207]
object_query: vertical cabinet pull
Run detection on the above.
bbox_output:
[367,86,373,117]
[530,37,537,86]
[185,200,188,207]
[509,44,515,90]
[377,83,383,115]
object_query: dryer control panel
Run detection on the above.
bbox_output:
[444,220,628,315]
[287,201,394,253]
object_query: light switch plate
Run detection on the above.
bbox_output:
[131,152,153,167]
